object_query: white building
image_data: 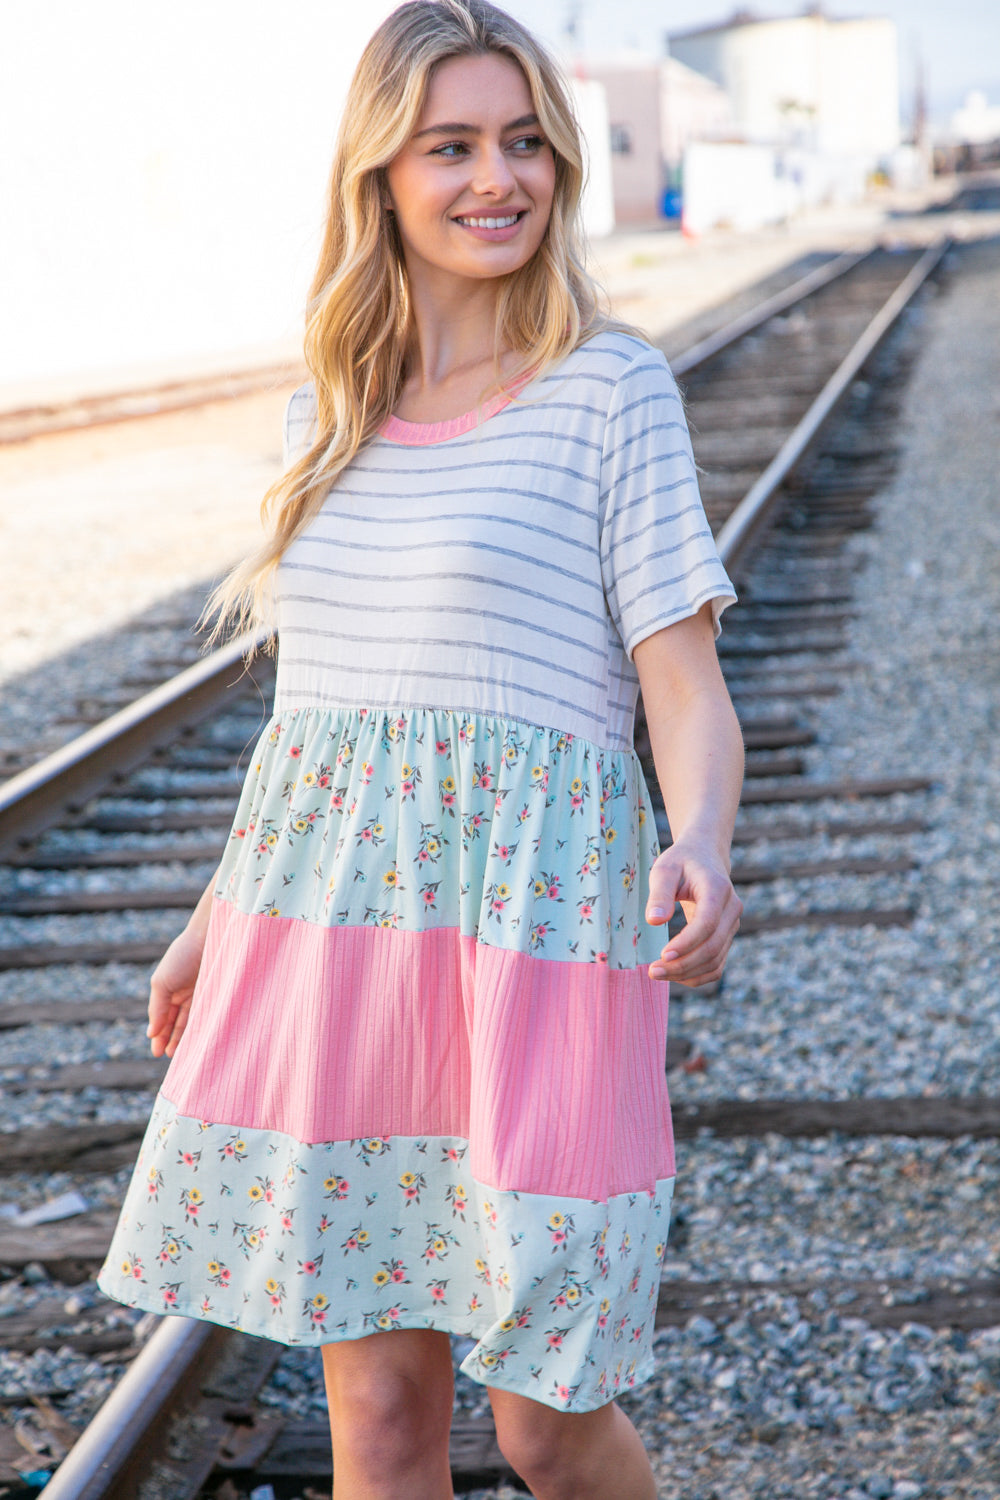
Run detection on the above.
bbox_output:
[669,10,900,160]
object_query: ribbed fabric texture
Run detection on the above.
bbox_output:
[163,900,673,1201]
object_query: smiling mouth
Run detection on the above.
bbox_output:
[453,211,527,229]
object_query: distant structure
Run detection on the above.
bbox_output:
[668,10,899,160]
[583,55,733,224]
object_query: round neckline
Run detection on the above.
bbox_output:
[379,367,537,447]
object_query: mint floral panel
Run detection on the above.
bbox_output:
[97,1098,673,1413]
[215,708,664,970]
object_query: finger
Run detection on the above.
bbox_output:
[645,858,682,926]
[649,896,742,980]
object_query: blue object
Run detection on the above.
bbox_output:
[662,187,682,219]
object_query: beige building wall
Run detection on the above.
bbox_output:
[584,57,733,224]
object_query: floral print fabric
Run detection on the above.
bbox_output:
[100,1100,673,1411]
[218,705,662,969]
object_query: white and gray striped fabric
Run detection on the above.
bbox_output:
[275,330,735,751]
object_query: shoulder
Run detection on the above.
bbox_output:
[283,381,318,465]
[553,330,678,407]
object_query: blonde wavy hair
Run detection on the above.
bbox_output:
[211,0,625,638]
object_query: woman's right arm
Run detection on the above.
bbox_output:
[147,868,219,1059]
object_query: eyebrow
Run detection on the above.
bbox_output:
[412,113,540,140]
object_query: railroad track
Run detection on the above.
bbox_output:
[4,233,994,1500]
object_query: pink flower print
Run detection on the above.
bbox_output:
[180,1187,203,1222]
[592,950,608,964]
[280,1212,294,1234]
[528,920,549,951]
[578,900,594,923]
[491,839,518,865]
[435,740,449,755]
[473,762,493,791]
[487,882,511,920]
[546,1329,565,1351]
[342,1227,371,1254]
[306,1292,330,1324]
[429,1280,448,1302]
[289,745,302,759]
[399,1170,426,1205]
[360,761,374,784]
[298,1259,321,1276]
[494,793,504,814]
[177,1149,200,1169]
[391,1267,407,1283]
[553,1292,567,1307]
[162,1285,179,1307]
[421,882,440,907]
[234,827,246,840]
[555,1385,570,1403]
[469,1294,482,1312]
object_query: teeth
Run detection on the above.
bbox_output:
[459,214,520,229]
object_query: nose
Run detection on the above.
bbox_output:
[471,142,517,199]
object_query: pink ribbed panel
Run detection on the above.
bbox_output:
[163,899,674,1200]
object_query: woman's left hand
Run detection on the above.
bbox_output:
[644,838,742,986]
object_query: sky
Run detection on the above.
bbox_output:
[499,0,1000,123]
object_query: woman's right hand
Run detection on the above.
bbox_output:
[147,922,207,1058]
[147,871,219,1058]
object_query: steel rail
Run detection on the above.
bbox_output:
[0,630,267,857]
[715,237,949,572]
[670,245,872,376]
[36,1318,223,1500]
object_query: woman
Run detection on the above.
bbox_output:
[99,4,743,1496]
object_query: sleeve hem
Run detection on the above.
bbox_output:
[625,586,737,660]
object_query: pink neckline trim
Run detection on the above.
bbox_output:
[379,369,536,447]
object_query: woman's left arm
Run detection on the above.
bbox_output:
[633,601,745,987]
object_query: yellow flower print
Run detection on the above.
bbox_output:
[357,1230,370,1244]
[442,775,456,793]
[165,1242,179,1257]
[479,1351,499,1369]
[534,878,545,896]
[399,1173,416,1188]
[401,762,413,777]
[570,777,583,794]
[605,827,617,844]
[548,1212,565,1229]
[638,807,646,826]
[235,1140,246,1152]
[187,1188,203,1205]
[365,1140,384,1155]
[120,1258,132,1275]
[248,1184,263,1201]
[265,1278,280,1294]
[293,818,309,833]
[495,884,510,900]
[373,1268,391,1286]
[531,765,545,781]
[301,771,317,788]
[500,1316,517,1332]
[207,1260,220,1276]
[311,1293,329,1310]
[376,1313,394,1328]
[265,832,278,849]
[474,1257,488,1273]
[426,838,439,855]
[383,870,398,887]
[247,1232,261,1249]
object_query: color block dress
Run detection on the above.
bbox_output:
[99,330,735,1413]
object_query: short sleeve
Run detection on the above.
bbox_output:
[599,347,736,658]
[282,382,318,467]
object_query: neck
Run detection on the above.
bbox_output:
[402,263,508,392]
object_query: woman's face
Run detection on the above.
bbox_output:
[384,52,556,290]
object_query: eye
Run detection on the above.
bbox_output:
[508,134,547,154]
[430,141,469,158]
